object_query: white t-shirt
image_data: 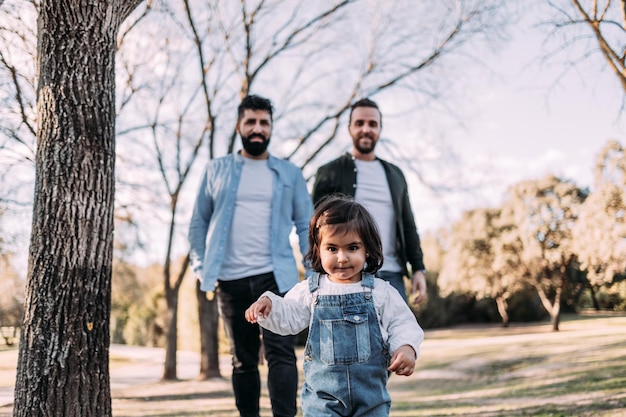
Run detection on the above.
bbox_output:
[354,159,402,273]
[219,158,273,279]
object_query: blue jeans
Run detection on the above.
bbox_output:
[376,271,407,302]
[217,272,298,417]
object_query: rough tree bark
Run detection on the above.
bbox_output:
[13,2,142,416]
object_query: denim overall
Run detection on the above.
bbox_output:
[302,273,391,417]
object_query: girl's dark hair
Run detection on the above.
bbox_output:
[305,194,383,274]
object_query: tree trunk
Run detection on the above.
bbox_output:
[196,282,222,379]
[495,296,510,328]
[589,285,600,310]
[13,3,142,416]
[161,228,189,380]
[163,291,179,380]
[550,286,562,332]
[535,286,562,332]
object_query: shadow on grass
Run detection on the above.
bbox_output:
[113,409,241,417]
[115,389,233,402]
[391,397,626,417]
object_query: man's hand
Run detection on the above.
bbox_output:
[410,270,427,305]
[245,296,272,323]
[387,345,417,376]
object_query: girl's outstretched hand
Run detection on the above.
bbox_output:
[387,345,416,376]
[245,296,272,323]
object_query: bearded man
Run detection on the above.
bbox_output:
[312,98,427,305]
[189,95,313,417]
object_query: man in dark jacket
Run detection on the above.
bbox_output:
[312,98,427,304]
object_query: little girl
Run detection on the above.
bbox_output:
[245,194,424,417]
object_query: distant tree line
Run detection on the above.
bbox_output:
[415,139,626,331]
[2,139,624,349]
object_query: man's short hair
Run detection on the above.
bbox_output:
[238,95,274,122]
[349,98,382,126]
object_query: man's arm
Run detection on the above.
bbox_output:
[292,167,314,268]
[410,269,427,305]
[188,167,213,279]
[395,169,427,304]
[400,188,425,272]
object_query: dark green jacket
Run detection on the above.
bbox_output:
[312,152,425,275]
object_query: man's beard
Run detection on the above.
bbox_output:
[242,133,270,156]
[353,134,377,154]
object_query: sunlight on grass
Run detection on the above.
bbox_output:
[386,315,626,416]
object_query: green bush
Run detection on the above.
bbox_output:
[506,288,548,322]
[577,281,626,311]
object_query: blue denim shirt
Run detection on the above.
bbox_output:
[188,152,313,293]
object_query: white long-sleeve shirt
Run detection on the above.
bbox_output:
[257,274,424,358]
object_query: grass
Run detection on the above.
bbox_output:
[1,314,625,416]
[385,314,626,417]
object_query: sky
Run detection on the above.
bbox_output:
[3,2,624,271]
[404,9,626,235]
[464,24,624,189]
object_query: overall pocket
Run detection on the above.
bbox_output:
[319,311,371,365]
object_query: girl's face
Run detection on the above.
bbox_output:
[319,226,366,283]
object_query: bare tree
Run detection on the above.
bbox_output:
[542,0,626,94]
[113,1,230,380]
[12,1,143,416]
[113,0,510,380]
